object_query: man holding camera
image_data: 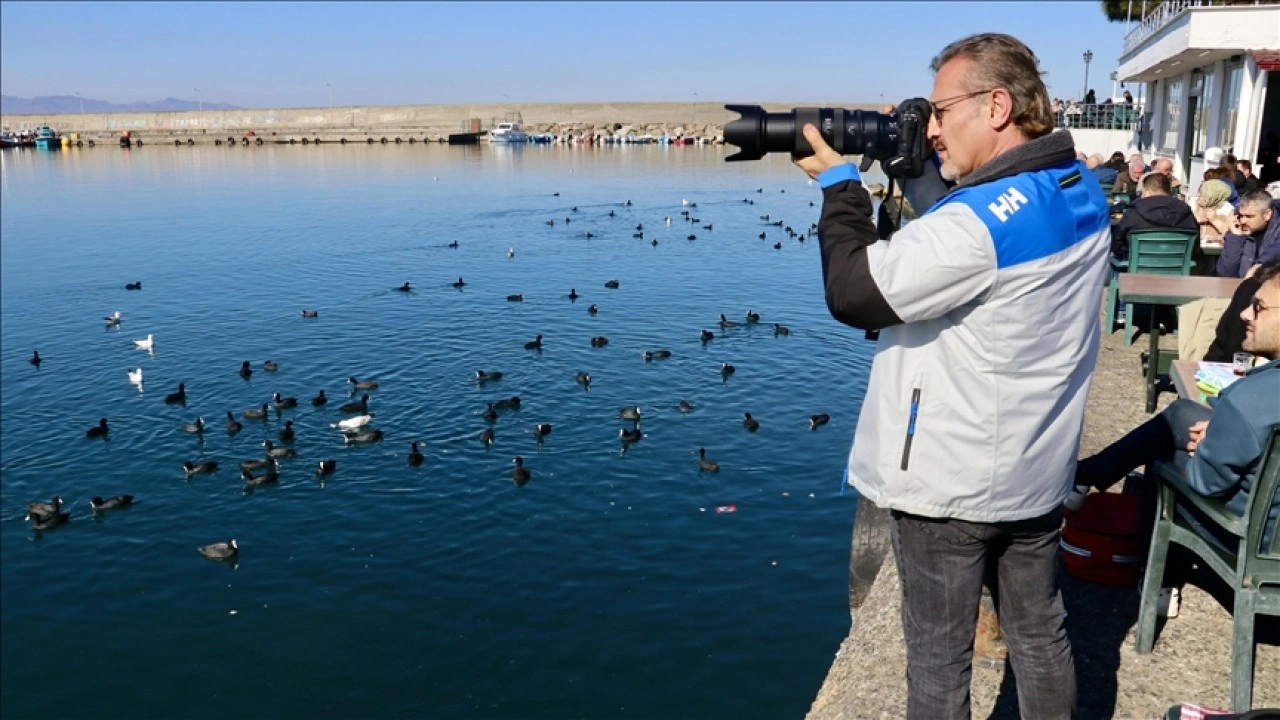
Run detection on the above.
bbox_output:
[794,33,1109,718]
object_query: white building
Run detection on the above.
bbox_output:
[1116,0,1280,193]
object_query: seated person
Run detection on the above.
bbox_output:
[1193,179,1236,242]
[1090,153,1119,186]
[1151,156,1183,195]
[1203,263,1276,362]
[1112,155,1147,196]
[1239,159,1259,194]
[1107,150,1127,173]
[1221,152,1248,192]
[1203,167,1239,207]
[1110,172,1197,260]
[1070,262,1280,544]
[1217,190,1280,278]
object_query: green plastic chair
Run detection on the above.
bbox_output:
[1136,426,1280,711]
[1104,228,1197,345]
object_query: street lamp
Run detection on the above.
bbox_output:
[76,92,83,114]
[1082,50,1093,101]
[326,82,332,108]
[194,88,202,113]
[693,92,699,129]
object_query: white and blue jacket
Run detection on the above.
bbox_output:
[817,130,1111,522]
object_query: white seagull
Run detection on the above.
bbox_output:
[133,334,154,351]
[104,311,122,326]
[127,367,143,384]
[331,414,374,431]
[508,247,515,259]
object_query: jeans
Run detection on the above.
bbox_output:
[889,508,1074,720]
[1074,399,1213,492]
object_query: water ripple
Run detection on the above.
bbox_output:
[2,144,876,719]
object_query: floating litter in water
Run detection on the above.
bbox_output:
[714,505,737,514]
[699,507,707,512]
[229,610,238,616]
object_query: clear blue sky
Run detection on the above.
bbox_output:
[1,1,1135,107]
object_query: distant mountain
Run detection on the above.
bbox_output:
[1,95,240,115]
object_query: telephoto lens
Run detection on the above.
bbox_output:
[723,104,898,163]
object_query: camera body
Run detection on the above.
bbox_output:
[724,98,933,179]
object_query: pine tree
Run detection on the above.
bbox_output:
[1099,0,1158,23]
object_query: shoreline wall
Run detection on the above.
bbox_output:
[0,101,881,139]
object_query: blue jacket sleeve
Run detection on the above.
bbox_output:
[1185,389,1263,498]
[1217,232,1246,278]
[1258,221,1280,266]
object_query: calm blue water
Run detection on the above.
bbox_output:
[1,142,880,719]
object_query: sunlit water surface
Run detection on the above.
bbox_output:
[0,142,882,719]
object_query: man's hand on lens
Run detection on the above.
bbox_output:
[793,124,846,180]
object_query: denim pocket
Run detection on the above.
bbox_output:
[902,513,988,547]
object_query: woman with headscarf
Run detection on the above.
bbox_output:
[1193,178,1235,243]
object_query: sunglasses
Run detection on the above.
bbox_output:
[928,89,996,124]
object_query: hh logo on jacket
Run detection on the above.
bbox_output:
[988,187,1028,222]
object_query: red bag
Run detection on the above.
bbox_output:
[1060,492,1145,586]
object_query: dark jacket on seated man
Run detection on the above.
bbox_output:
[1110,174,1198,260]
[1218,194,1280,278]
[1112,170,1142,196]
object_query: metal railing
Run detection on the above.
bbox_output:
[1121,0,1273,55]
[1054,103,1144,131]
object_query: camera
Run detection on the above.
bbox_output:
[723,98,933,179]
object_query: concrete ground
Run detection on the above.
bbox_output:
[805,312,1279,719]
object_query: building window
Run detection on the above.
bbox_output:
[1161,78,1183,152]
[1218,62,1244,151]
[1190,68,1215,157]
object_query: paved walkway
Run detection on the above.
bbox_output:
[805,322,1279,718]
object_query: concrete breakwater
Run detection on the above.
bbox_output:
[0,100,880,145]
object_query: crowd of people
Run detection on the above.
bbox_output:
[1100,146,1280,278]
[795,30,1278,718]
[1051,89,1138,130]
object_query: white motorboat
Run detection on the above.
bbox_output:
[489,121,528,144]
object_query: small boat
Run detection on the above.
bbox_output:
[489,122,528,143]
[489,112,528,144]
[34,126,61,150]
[2,130,36,149]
